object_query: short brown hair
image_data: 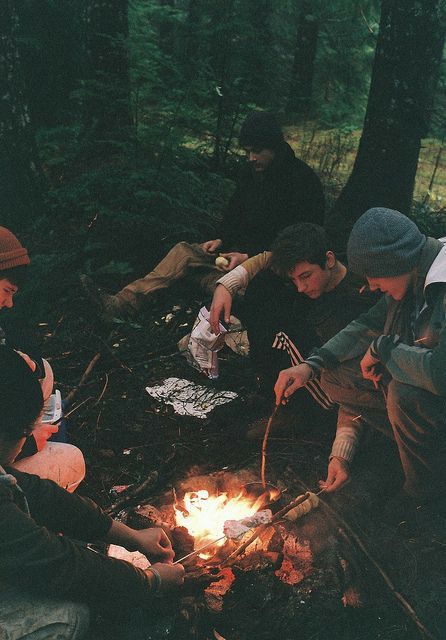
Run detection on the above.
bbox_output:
[270,223,331,279]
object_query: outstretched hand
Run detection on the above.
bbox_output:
[318,457,350,493]
[274,363,313,405]
[360,347,382,387]
[146,562,185,592]
[134,528,175,564]
[218,251,248,271]
[209,284,232,334]
[201,239,222,254]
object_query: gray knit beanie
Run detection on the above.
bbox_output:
[347,208,426,278]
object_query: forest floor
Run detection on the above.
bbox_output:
[35,281,446,640]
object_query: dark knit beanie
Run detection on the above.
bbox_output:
[0,227,30,271]
[239,112,284,150]
[347,208,426,278]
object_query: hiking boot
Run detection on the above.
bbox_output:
[80,274,137,324]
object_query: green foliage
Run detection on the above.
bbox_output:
[410,200,446,237]
[9,0,446,323]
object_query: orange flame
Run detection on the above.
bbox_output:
[174,489,272,558]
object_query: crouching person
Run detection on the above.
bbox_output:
[0,347,185,640]
[0,225,85,491]
[275,208,446,513]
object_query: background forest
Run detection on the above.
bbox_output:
[2,0,446,322]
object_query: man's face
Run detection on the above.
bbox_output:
[366,272,414,301]
[244,146,275,172]
[289,257,334,298]
[0,278,18,309]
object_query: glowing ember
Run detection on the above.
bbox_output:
[174,489,270,558]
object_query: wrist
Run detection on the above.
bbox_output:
[330,455,350,468]
[147,566,162,594]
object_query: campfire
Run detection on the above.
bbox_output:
[173,483,279,561]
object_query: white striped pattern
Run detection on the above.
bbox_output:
[272,332,335,410]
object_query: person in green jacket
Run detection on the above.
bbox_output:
[0,347,184,640]
[275,208,446,509]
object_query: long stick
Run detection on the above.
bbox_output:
[261,403,280,487]
[173,536,226,564]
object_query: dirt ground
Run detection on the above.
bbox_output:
[34,284,446,640]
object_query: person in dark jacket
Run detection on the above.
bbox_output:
[0,347,184,640]
[81,111,324,323]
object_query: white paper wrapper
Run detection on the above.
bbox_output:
[107,544,151,570]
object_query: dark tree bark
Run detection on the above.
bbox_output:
[158,0,176,57]
[287,1,319,115]
[83,0,132,141]
[0,0,44,225]
[210,0,235,167]
[326,0,446,253]
[244,0,273,103]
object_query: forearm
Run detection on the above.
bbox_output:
[105,519,142,551]
[217,265,249,296]
[216,252,271,295]
[330,422,363,463]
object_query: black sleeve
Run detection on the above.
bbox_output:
[291,161,325,227]
[0,470,154,609]
[218,182,246,251]
[15,435,38,459]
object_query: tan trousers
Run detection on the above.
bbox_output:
[118,242,223,309]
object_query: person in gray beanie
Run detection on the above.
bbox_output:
[275,207,446,518]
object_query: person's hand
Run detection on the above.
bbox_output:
[360,347,382,387]
[318,457,350,493]
[274,363,313,405]
[201,239,222,254]
[147,562,185,592]
[133,528,175,563]
[209,285,232,334]
[32,422,59,451]
[15,350,37,372]
[218,251,248,271]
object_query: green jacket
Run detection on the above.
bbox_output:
[314,237,446,396]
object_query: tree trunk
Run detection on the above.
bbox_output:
[83,0,132,142]
[326,0,446,254]
[0,0,44,225]
[287,1,319,115]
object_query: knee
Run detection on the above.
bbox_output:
[59,601,91,640]
[63,444,86,493]
[387,380,420,422]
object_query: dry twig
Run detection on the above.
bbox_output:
[65,352,101,405]
[106,471,159,516]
